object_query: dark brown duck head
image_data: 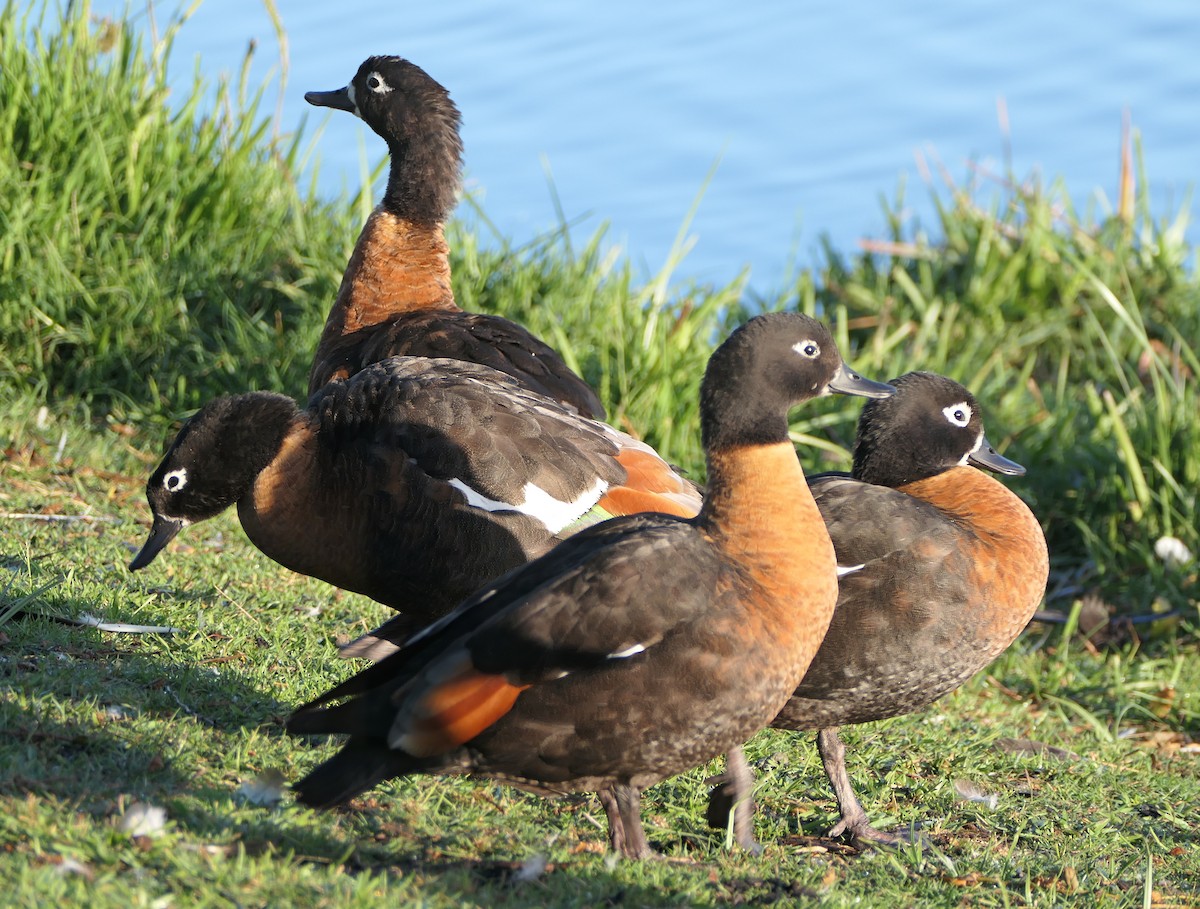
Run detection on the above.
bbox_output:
[129,393,297,571]
[698,312,895,454]
[851,371,1024,488]
[306,55,463,224]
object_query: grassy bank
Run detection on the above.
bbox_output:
[1,2,1197,906]
[2,452,1197,906]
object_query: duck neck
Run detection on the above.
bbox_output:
[217,393,300,503]
[699,441,834,589]
[334,207,455,326]
[901,466,1049,590]
[311,209,457,367]
[239,417,348,581]
[693,325,836,585]
[380,109,462,226]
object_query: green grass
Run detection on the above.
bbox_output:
[1,444,1197,907]
[2,1,1199,905]
[0,0,349,419]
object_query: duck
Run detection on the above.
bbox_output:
[304,55,605,419]
[128,356,701,641]
[284,312,895,859]
[706,371,1049,847]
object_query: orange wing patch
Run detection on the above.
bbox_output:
[397,664,530,757]
[599,447,702,518]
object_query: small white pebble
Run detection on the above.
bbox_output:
[1154,536,1193,567]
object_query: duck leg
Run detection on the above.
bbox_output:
[703,746,763,854]
[598,784,653,859]
[818,726,903,845]
[597,788,628,856]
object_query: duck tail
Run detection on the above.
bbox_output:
[336,612,418,661]
[290,738,419,810]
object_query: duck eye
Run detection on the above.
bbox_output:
[365,72,390,93]
[943,403,972,427]
[792,340,821,359]
[163,468,188,492]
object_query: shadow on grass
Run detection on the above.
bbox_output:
[279,837,824,909]
[2,602,288,722]
[370,855,819,908]
[0,708,195,805]
[0,562,298,802]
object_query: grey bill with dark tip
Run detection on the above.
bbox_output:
[304,87,356,113]
[827,362,896,399]
[969,434,1026,476]
[128,515,185,571]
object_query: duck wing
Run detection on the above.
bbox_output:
[311,310,606,419]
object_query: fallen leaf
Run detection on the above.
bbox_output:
[1149,687,1176,719]
[1129,730,1190,752]
[821,866,839,890]
[1063,865,1079,892]
[943,871,1000,887]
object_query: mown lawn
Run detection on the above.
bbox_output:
[1,418,1197,908]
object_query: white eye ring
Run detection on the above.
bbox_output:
[792,340,821,359]
[163,468,188,492]
[365,72,392,94]
[943,402,972,427]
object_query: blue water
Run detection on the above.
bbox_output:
[90,1,1199,292]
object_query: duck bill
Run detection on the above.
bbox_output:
[969,435,1026,476]
[827,363,896,399]
[129,515,185,571]
[304,86,356,114]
